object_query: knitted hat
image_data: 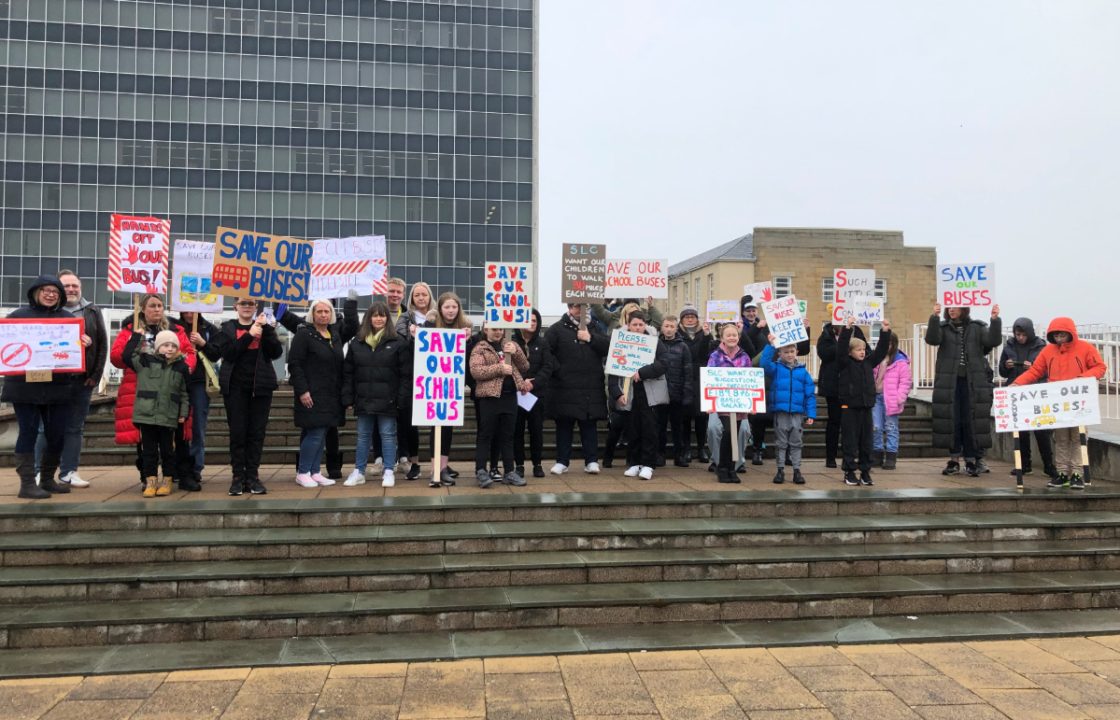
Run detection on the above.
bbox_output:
[154,330,180,352]
[678,305,699,320]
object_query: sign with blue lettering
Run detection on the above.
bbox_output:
[484,261,533,328]
[993,378,1100,432]
[938,263,994,308]
[211,226,313,305]
[412,327,467,427]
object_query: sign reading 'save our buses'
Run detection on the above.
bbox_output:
[993,378,1100,433]
[211,227,313,305]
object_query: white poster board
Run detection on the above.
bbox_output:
[170,240,224,313]
[484,261,533,328]
[706,300,739,324]
[606,329,659,378]
[937,263,995,308]
[741,281,773,306]
[0,318,86,375]
[762,295,809,346]
[832,268,875,323]
[845,295,884,324]
[993,379,1100,433]
[605,258,669,298]
[699,367,767,414]
[107,214,170,294]
[309,235,388,300]
[412,327,466,427]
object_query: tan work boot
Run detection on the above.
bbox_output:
[143,476,158,498]
[155,475,172,496]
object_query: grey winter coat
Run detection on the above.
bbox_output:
[925,313,1002,450]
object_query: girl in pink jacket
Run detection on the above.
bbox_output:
[873,333,912,470]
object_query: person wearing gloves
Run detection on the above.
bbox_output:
[998,317,1056,479]
[124,329,191,498]
[469,323,531,487]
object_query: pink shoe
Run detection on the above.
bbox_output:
[295,473,318,488]
[311,473,335,486]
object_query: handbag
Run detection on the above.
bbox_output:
[199,354,222,396]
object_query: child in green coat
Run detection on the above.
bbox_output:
[126,330,191,497]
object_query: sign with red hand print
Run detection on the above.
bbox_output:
[107,214,169,294]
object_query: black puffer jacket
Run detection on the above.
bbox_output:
[998,317,1047,383]
[837,328,892,408]
[287,324,345,429]
[816,323,866,397]
[925,312,1002,450]
[513,309,553,396]
[0,275,79,405]
[678,328,713,401]
[543,312,610,421]
[217,320,283,396]
[661,333,694,405]
[342,334,412,416]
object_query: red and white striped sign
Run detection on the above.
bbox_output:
[107,214,170,294]
[309,236,388,299]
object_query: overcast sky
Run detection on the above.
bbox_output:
[536,0,1120,331]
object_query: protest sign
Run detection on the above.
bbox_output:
[605,258,668,298]
[938,263,995,308]
[0,318,86,375]
[762,295,809,347]
[606,329,659,378]
[993,378,1101,433]
[309,235,388,299]
[211,227,313,305]
[741,281,773,307]
[561,243,606,303]
[107,214,169,294]
[412,327,466,427]
[484,261,533,328]
[845,295,884,324]
[797,299,808,317]
[170,240,224,314]
[699,367,767,414]
[832,268,876,322]
[706,300,739,324]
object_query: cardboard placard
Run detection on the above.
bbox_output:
[561,243,606,303]
[832,268,876,322]
[605,329,659,378]
[741,281,773,307]
[309,235,388,299]
[605,258,668,298]
[107,214,170,294]
[484,261,533,328]
[762,295,809,347]
[170,240,224,314]
[0,318,87,375]
[699,367,767,414]
[211,227,313,305]
[993,378,1100,432]
[412,327,467,427]
[938,263,995,308]
[845,295,884,323]
[706,300,740,324]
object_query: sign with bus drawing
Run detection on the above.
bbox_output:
[211,227,313,305]
[993,378,1101,432]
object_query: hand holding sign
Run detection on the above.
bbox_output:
[991,304,1000,319]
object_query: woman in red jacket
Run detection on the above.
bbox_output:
[110,294,197,489]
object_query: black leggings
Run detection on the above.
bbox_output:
[138,424,175,478]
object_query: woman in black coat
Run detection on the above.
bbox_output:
[512,308,553,477]
[816,320,866,468]
[543,304,610,474]
[341,302,412,488]
[288,298,346,488]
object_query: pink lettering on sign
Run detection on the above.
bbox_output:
[484,261,533,329]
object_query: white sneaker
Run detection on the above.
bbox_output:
[311,473,335,487]
[60,471,90,488]
[35,472,40,484]
[295,473,318,488]
[343,469,366,487]
[639,466,654,480]
[550,463,569,475]
[371,457,384,474]
[382,470,396,488]
[397,458,411,472]
[585,462,601,474]
[624,465,641,477]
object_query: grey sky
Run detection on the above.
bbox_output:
[536,0,1120,330]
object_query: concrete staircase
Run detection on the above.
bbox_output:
[2,487,1120,677]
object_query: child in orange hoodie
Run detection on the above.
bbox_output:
[1011,317,1107,488]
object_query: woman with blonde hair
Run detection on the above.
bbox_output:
[288,298,346,488]
[408,281,435,327]
[421,292,472,487]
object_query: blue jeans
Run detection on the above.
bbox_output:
[34,384,93,474]
[189,384,211,473]
[298,426,328,475]
[872,394,900,453]
[355,414,397,471]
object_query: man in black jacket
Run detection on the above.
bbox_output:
[544,304,610,475]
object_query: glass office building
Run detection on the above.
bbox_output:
[0,0,536,312]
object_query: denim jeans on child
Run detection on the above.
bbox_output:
[872,394,900,453]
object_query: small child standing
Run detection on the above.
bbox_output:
[608,312,668,480]
[658,315,695,467]
[126,329,191,498]
[759,339,816,485]
[1011,317,1107,489]
[837,317,893,486]
[872,333,912,470]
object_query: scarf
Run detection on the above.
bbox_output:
[364,329,385,350]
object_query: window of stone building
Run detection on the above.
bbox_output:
[821,276,834,303]
[874,279,888,302]
[708,273,715,300]
[773,276,792,298]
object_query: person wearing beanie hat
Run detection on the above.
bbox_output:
[676,303,714,463]
[679,305,699,322]
[154,330,181,357]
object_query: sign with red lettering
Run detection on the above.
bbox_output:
[484,261,533,329]
[561,243,606,303]
[0,318,86,375]
[937,263,994,308]
[107,214,170,294]
[832,268,875,323]
[762,295,809,346]
[605,258,668,298]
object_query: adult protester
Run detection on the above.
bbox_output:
[408,281,435,326]
[998,317,1057,479]
[394,280,435,479]
[677,305,713,463]
[420,291,473,488]
[110,293,196,489]
[512,309,552,478]
[32,270,107,488]
[592,297,663,332]
[816,313,866,468]
[176,310,225,486]
[289,299,347,488]
[218,297,283,496]
[544,303,609,475]
[603,302,656,467]
[925,302,1002,477]
[5,275,85,499]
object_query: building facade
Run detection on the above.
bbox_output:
[0,0,536,312]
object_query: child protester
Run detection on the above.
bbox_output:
[658,315,695,467]
[1011,317,1107,489]
[607,312,668,480]
[707,323,753,484]
[759,337,816,485]
[872,333,913,470]
[125,329,191,498]
[837,316,893,486]
[469,322,531,488]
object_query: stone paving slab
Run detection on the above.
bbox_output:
[8,636,1120,719]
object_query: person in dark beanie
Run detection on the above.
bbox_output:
[512,308,553,478]
[998,317,1056,478]
[676,305,713,463]
[658,314,694,466]
[816,311,866,468]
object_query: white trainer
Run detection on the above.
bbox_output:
[550,463,568,475]
[397,457,411,472]
[585,462,601,474]
[639,466,654,480]
[624,465,641,477]
[343,469,366,487]
[295,473,318,488]
[382,470,396,488]
[370,457,384,474]
[61,471,90,488]
[311,473,335,486]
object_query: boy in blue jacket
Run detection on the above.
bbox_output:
[760,337,817,485]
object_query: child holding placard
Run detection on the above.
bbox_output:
[607,312,668,480]
[759,339,816,485]
[837,316,893,486]
[125,330,191,498]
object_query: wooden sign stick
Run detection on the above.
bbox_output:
[132,294,141,330]
[1012,430,1023,492]
[1080,425,1091,486]
[432,428,443,485]
[729,413,740,464]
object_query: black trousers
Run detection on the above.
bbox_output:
[657,402,689,458]
[749,413,771,453]
[1020,429,1055,470]
[824,396,843,462]
[397,405,418,461]
[625,391,659,468]
[717,415,736,470]
[476,395,516,472]
[138,424,175,478]
[841,405,874,473]
[224,389,273,481]
[605,409,629,462]
[690,410,708,454]
[950,376,980,460]
[515,400,545,467]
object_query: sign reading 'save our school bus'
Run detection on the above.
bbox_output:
[211,227,313,305]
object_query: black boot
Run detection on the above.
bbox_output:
[15,453,50,499]
[883,453,897,470]
[751,449,764,466]
[772,467,786,484]
[38,453,70,495]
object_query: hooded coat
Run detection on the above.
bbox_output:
[123,333,191,428]
[998,317,1047,384]
[874,350,913,416]
[1011,318,1107,385]
[111,317,196,445]
[543,312,610,421]
[816,323,866,397]
[759,344,817,418]
[924,311,1002,450]
[0,275,79,405]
